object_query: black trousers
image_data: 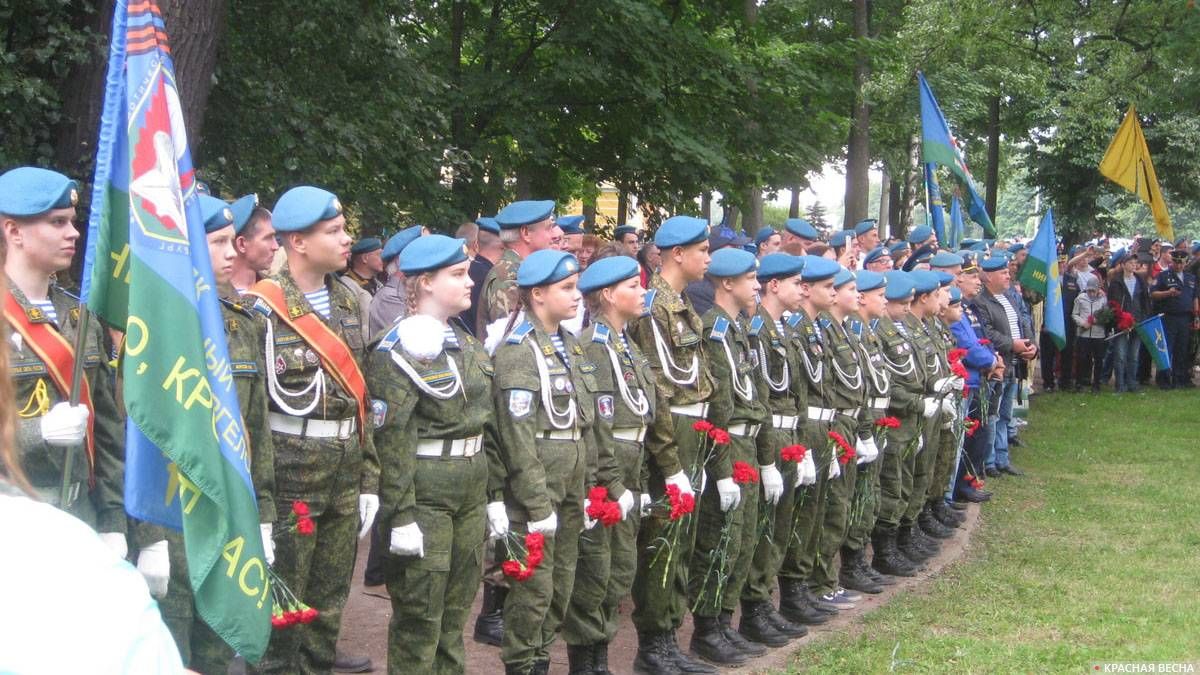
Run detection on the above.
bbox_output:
[1074,337,1106,390]
[1161,314,1193,386]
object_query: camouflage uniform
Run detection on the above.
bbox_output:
[367,319,495,675]
[873,315,929,534]
[927,317,960,502]
[562,319,655,649]
[904,316,947,526]
[492,316,591,674]
[249,271,379,674]
[843,315,891,553]
[626,273,714,635]
[475,248,522,338]
[8,283,125,533]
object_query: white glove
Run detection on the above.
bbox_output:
[389,522,424,557]
[715,477,741,512]
[916,435,925,454]
[486,501,509,539]
[98,532,128,560]
[358,493,379,539]
[922,398,938,418]
[617,489,635,520]
[137,540,170,599]
[760,464,784,505]
[932,377,955,395]
[796,451,817,487]
[941,397,957,419]
[260,523,275,566]
[583,499,598,530]
[528,511,558,535]
[698,469,708,495]
[664,471,694,499]
[951,376,965,391]
[856,437,879,465]
[828,446,842,478]
[639,493,652,517]
[40,402,89,446]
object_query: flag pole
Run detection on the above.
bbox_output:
[61,303,91,506]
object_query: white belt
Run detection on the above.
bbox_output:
[612,427,647,442]
[806,406,835,422]
[727,423,761,437]
[540,428,581,441]
[837,407,861,418]
[269,412,356,440]
[415,435,483,459]
[870,397,890,410]
[771,414,798,430]
[669,402,710,418]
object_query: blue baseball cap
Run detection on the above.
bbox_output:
[578,255,640,293]
[400,235,469,275]
[273,186,342,233]
[382,225,424,263]
[800,255,839,282]
[496,200,555,229]
[785,218,819,240]
[856,270,886,292]
[757,253,803,281]
[654,216,708,249]
[884,271,915,301]
[707,248,758,278]
[517,249,580,287]
[197,195,235,234]
[0,166,79,216]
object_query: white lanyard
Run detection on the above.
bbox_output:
[604,340,651,416]
[263,318,325,416]
[531,339,577,429]
[390,349,464,400]
[650,317,699,386]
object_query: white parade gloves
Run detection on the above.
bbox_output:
[617,489,635,520]
[715,477,741,512]
[40,402,89,446]
[922,398,939,418]
[528,511,558,536]
[828,447,841,479]
[795,452,817,487]
[389,523,424,557]
[664,471,694,499]
[486,502,510,539]
[137,540,170,599]
[856,437,879,465]
[583,499,598,530]
[760,464,784,505]
[260,523,275,566]
[357,493,379,539]
[98,532,128,560]
[639,493,653,517]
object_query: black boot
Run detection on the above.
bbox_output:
[690,615,748,666]
[567,644,595,675]
[473,584,506,646]
[871,530,918,577]
[911,521,943,554]
[861,551,897,585]
[532,660,549,675]
[839,546,883,594]
[933,500,964,527]
[895,526,932,566]
[762,601,808,638]
[667,631,717,673]
[593,642,614,675]
[633,631,679,675]
[918,505,955,539]
[738,602,791,648]
[718,610,768,655]
[779,578,832,625]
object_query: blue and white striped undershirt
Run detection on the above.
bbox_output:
[550,332,570,367]
[618,330,633,356]
[774,318,785,336]
[33,300,57,324]
[304,288,331,319]
[443,326,458,347]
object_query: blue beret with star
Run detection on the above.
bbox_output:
[272,186,342,233]
[889,241,911,256]
[910,270,941,294]
[907,225,933,244]
[757,253,803,281]
[382,225,424,263]
[856,270,886,292]
[934,270,955,286]
[948,287,963,305]
[496,200,555,229]
[930,251,964,269]
[198,195,235,234]
[476,216,500,235]
[784,218,819,240]
[351,237,382,255]
[557,215,585,235]
[708,248,758,278]
[400,234,469,275]
[578,255,639,293]
[614,225,640,240]
[833,267,855,288]
[230,194,260,234]
[980,256,1009,272]
[654,216,707,248]
[0,166,79,217]
[864,246,890,265]
[517,249,580,287]
[853,219,878,237]
[800,255,839,282]
[884,271,916,301]
[754,227,778,245]
[830,230,855,248]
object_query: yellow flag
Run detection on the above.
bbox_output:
[1099,105,1174,240]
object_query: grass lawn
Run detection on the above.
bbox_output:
[784,388,1200,673]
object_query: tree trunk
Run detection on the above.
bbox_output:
[789,183,801,218]
[842,0,871,229]
[742,186,763,236]
[878,167,891,232]
[899,133,922,234]
[886,175,902,239]
[53,0,116,178]
[582,202,596,229]
[617,188,629,225]
[700,192,712,222]
[985,95,1001,220]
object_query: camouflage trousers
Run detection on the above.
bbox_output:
[873,413,921,533]
[688,434,759,617]
[778,419,831,585]
[904,414,943,525]
[810,414,859,596]
[742,426,800,605]
[928,400,965,502]
[158,531,235,674]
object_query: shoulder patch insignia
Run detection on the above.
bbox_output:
[592,323,610,344]
[597,394,615,420]
[231,360,257,375]
[371,399,388,428]
[508,389,534,419]
[251,299,273,317]
[288,305,304,319]
[643,289,658,316]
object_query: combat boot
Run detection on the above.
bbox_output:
[473,584,506,646]
[839,546,883,594]
[760,601,807,638]
[911,521,944,554]
[778,578,832,625]
[933,500,964,527]
[632,632,678,675]
[690,615,747,666]
[593,642,614,675]
[666,631,716,673]
[898,525,934,562]
[872,530,918,576]
[918,505,955,539]
[738,601,792,647]
[567,644,595,675]
[718,610,768,655]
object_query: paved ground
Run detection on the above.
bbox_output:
[328,503,982,674]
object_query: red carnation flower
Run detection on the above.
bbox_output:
[297,517,315,536]
[525,532,545,552]
[977,338,991,346]
[299,606,319,624]
[708,428,731,445]
[875,416,901,429]
[692,420,714,433]
[828,430,855,465]
[291,500,310,517]
[732,460,759,485]
[948,347,968,363]
[780,444,807,462]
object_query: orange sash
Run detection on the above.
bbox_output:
[3,291,96,480]
[245,279,368,440]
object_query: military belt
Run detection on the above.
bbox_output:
[806,406,835,422]
[727,422,761,437]
[540,428,581,441]
[669,402,710,418]
[612,426,647,442]
[870,396,890,410]
[770,414,798,430]
[415,435,483,459]
[837,407,861,419]
[268,412,357,440]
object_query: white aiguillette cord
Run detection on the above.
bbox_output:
[530,339,577,430]
[604,339,650,416]
[390,349,463,400]
[264,318,324,416]
[650,316,699,386]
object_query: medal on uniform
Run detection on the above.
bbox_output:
[554,377,567,391]
[275,355,287,374]
[677,320,684,334]
[305,349,319,365]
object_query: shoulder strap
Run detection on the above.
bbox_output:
[592,323,610,344]
[708,315,729,341]
[507,320,534,344]
[748,315,765,336]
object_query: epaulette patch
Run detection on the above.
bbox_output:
[376,322,402,352]
[507,320,533,344]
[642,289,658,316]
[708,316,730,341]
[849,319,864,338]
[786,313,804,329]
[748,315,765,336]
[251,299,273,317]
[592,323,611,344]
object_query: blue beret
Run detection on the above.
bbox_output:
[980,256,1008,272]
[383,225,424,263]
[1110,248,1127,266]
[754,227,778,245]
[400,234,469,275]
[230,194,260,234]
[496,200,555,229]
[197,195,235,234]
[902,244,935,271]
[476,216,500,235]
[1069,244,1083,257]
[962,238,980,247]
[906,225,933,244]
[557,215,585,235]
[784,218,819,240]
[654,216,707,248]
[351,237,382,254]
[833,267,855,288]
[948,287,963,305]
[614,225,640,240]
[930,251,964,269]
[970,241,989,252]
[517,249,580,287]
[742,243,758,255]
[864,246,890,265]
[884,271,916,301]
[1007,242,1026,254]
[273,186,342,232]
[757,253,803,281]
[830,230,855,248]
[800,255,839,282]
[578,255,640,293]
[934,270,955,286]
[0,167,79,216]
[910,270,940,294]
[195,181,212,196]
[853,219,877,237]
[889,241,911,256]
[708,248,758,278]
[856,270,886,292]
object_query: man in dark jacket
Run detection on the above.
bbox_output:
[1106,249,1151,392]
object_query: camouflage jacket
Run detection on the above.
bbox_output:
[475,248,522,338]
